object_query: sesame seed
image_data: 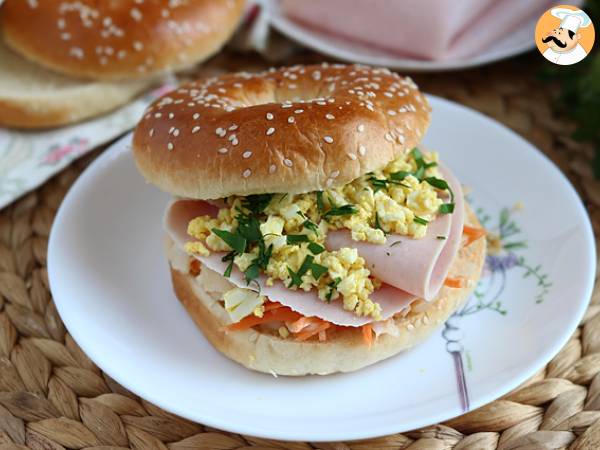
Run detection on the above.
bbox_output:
[359,145,366,156]
[133,41,144,51]
[193,113,200,120]
[330,170,340,178]
[388,110,397,116]
[242,150,252,158]
[229,124,238,131]
[288,117,295,123]
[281,104,293,108]
[168,113,174,119]
[323,136,334,144]
[283,158,293,167]
[325,114,335,120]
[357,124,365,132]
[216,127,226,137]
[385,133,394,142]
[266,127,275,136]
[149,129,154,137]
[398,134,405,144]
[243,169,252,178]
[173,129,180,137]
[218,148,228,154]
[167,143,174,151]
[154,113,162,118]
[347,153,357,160]
[326,178,334,187]
[269,164,277,173]
[192,126,201,134]
[294,109,304,114]
[266,113,274,120]
[168,126,175,134]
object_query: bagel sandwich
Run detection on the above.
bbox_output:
[132,63,487,376]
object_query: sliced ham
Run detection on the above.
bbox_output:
[325,166,464,301]
[163,165,463,325]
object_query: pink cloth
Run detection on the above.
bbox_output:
[281,0,555,60]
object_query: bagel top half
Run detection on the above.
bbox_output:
[132,64,431,199]
[0,0,245,80]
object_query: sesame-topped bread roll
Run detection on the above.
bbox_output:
[132,64,431,199]
[131,63,487,376]
[0,0,245,80]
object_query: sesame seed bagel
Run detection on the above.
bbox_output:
[168,203,485,376]
[0,0,245,80]
[132,64,431,200]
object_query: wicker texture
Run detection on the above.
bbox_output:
[0,52,599,449]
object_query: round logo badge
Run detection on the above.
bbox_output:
[535,5,595,65]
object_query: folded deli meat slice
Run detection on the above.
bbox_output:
[325,166,464,301]
[165,199,414,326]
[164,165,463,326]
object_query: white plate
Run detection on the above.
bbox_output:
[48,96,595,441]
[263,0,576,72]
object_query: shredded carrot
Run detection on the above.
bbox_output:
[362,324,373,349]
[295,321,331,341]
[287,316,317,333]
[226,307,302,331]
[263,301,284,312]
[444,276,466,288]
[189,259,201,276]
[463,225,486,247]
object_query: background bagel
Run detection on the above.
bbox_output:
[133,64,432,199]
[167,204,486,376]
[0,38,153,128]
[0,0,245,80]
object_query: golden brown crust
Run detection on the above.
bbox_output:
[132,64,431,199]
[169,204,485,376]
[0,0,245,80]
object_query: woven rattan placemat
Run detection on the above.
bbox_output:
[0,51,599,450]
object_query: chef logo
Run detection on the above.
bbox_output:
[535,5,595,65]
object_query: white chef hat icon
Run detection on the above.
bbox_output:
[551,7,592,33]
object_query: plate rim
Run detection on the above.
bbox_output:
[48,95,596,441]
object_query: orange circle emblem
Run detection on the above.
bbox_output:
[535,4,595,65]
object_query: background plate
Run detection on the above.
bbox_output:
[48,96,595,441]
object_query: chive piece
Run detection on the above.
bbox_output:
[310,262,328,280]
[211,228,246,254]
[242,193,273,214]
[390,170,411,181]
[287,266,303,288]
[423,176,449,190]
[316,191,324,212]
[286,234,310,244]
[414,216,428,225]
[324,204,358,218]
[390,240,402,247]
[308,242,325,254]
[374,212,387,235]
[439,203,455,214]
[326,277,342,301]
[224,260,234,278]
[437,236,447,240]
[302,219,320,235]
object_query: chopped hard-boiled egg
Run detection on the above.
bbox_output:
[185,148,450,321]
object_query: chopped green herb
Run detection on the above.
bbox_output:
[244,264,260,284]
[414,216,428,226]
[316,191,324,212]
[287,266,303,288]
[437,235,447,240]
[236,213,262,243]
[242,194,273,214]
[224,260,234,278]
[439,203,455,214]
[302,219,320,235]
[286,234,310,244]
[390,170,412,181]
[326,277,342,301]
[324,204,358,218]
[310,262,328,280]
[368,176,410,192]
[308,242,325,254]
[211,228,246,254]
[423,176,449,191]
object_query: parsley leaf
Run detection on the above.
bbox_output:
[212,228,246,254]
[242,194,273,214]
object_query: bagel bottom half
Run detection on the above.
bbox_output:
[168,204,486,376]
